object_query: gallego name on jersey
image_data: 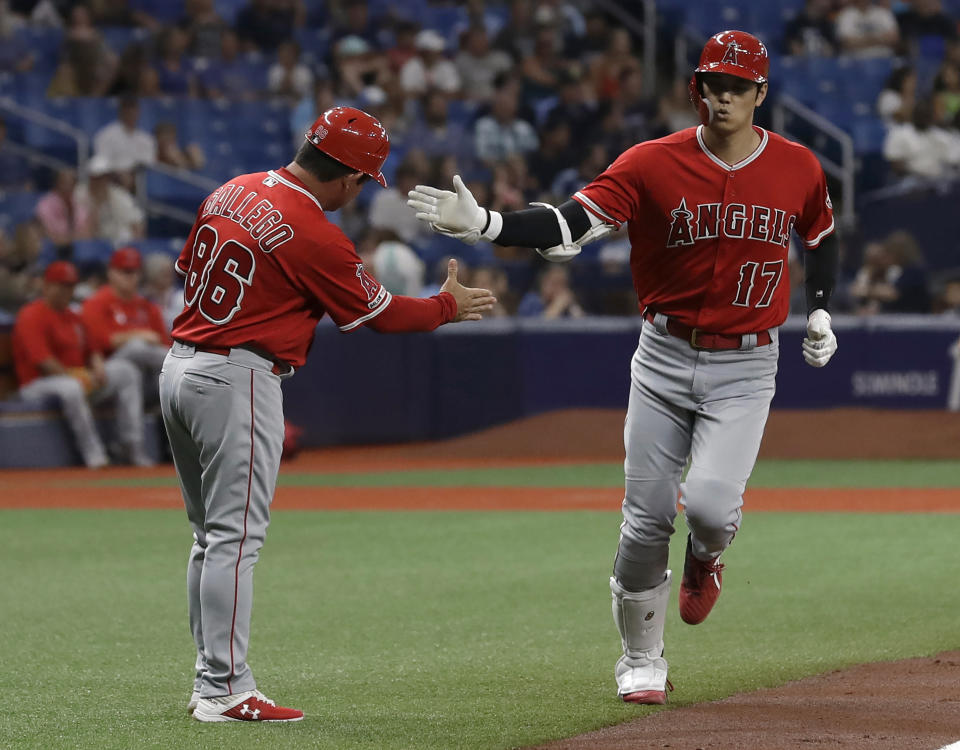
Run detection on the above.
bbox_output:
[202,183,294,253]
[666,198,797,249]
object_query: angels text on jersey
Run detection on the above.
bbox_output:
[666,197,797,249]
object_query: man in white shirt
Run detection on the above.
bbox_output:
[835,0,900,57]
[399,29,461,95]
[75,156,146,245]
[92,95,157,174]
[883,100,960,179]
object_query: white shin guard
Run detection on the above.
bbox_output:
[610,571,672,698]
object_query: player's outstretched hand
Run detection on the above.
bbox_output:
[440,258,497,322]
[407,175,487,245]
[802,309,838,367]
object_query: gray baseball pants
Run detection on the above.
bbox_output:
[159,342,285,697]
[19,358,145,468]
[613,317,779,592]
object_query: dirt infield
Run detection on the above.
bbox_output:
[531,651,960,750]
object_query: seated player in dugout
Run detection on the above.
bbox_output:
[409,30,839,705]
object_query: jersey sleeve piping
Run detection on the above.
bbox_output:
[803,218,835,248]
[174,261,188,277]
[338,291,394,331]
[572,191,623,228]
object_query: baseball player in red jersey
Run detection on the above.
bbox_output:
[409,31,839,704]
[160,106,495,723]
[13,261,150,467]
[82,246,170,410]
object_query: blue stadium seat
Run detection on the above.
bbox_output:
[16,28,63,70]
[0,190,39,232]
[71,238,113,267]
[130,0,185,24]
[214,0,248,26]
[99,26,148,54]
[131,237,186,260]
[850,118,887,155]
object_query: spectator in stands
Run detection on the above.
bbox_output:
[35,168,92,251]
[490,155,530,212]
[290,76,336,149]
[141,251,184,332]
[400,29,461,96]
[883,98,960,179]
[332,34,391,99]
[589,28,641,101]
[544,67,597,142]
[107,42,152,98]
[933,62,960,125]
[155,122,205,172]
[81,247,169,401]
[74,156,146,246]
[153,26,197,97]
[550,142,609,198]
[0,118,33,190]
[386,20,419,73]
[268,39,313,104]
[877,64,917,122]
[521,25,568,101]
[417,90,475,164]
[517,263,584,318]
[932,275,960,315]
[455,25,514,103]
[469,265,512,316]
[93,95,157,175]
[47,4,117,96]
[179,0,228,59]
[0,227,37,313]
[369,158,430,245]
[474,80,539,164]
[365,229,426,297]
[527,116,573,196]
[195,29,256,100]
[330,0,379,49]
[897,0,957,53]
[849,234,931,314]
[834,0,900,58]
[783,0,837,56]
[13,260,152,468]
[493,0,539,60]
[570,9,611,62]
[236,0,304,53]
[651,77,700,137]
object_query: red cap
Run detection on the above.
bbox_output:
[305,106,390,188]
[110,246,142,271]
[695,30,769,84]
[44,261,79,285]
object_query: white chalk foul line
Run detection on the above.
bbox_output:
[937,742,960,750]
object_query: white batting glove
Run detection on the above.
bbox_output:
[802,309,838,368]
[407,174,488,245]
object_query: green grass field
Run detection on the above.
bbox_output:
[2,502,959,749]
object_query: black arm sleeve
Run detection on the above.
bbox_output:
[492,200,592,248]
[804,231,839,313]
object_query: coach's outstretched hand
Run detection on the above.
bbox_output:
[440,258,497,322]
[408,175,487,245]
[802,309,838,367]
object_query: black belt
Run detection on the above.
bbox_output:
[175,340,291,376]
[643,311,771,351]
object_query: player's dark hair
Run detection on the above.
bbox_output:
[293,141,370,183]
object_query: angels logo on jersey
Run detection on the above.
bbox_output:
[355,263,387,309]
[666,197,796,249]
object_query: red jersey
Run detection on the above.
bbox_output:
[12,299,91,386]
[573,126,834,333]
[81,285,170,354]
[172,167,453,368]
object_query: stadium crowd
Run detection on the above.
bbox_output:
[1,0,960,337]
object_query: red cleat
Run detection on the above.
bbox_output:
[192,690,303,722]
[679,536,724,625]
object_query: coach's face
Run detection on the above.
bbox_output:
[700,73,767,134]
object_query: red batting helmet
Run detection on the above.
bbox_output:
[689,30,769,125]
[304,106,390,188]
